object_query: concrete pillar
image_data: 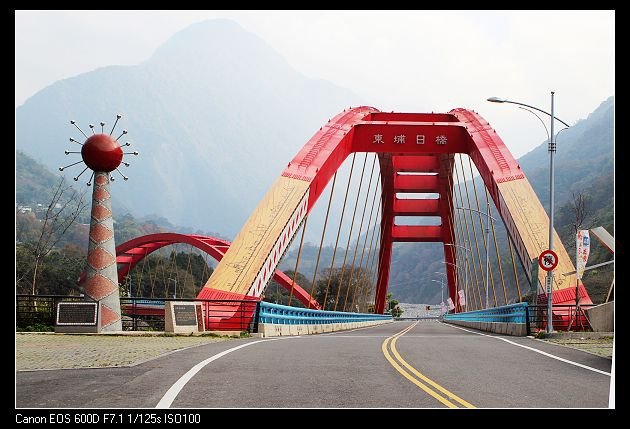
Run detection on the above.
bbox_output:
[83,172,122,331]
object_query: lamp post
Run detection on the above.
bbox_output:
[444,243,472,309]
[455,206,495,309]
[168,278,178,299]
[441,261,460,310]
[431,278,444,313]
[487,93,570,332]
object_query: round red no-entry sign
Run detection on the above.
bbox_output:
[538,249,559,271]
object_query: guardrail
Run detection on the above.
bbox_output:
[443,302,529,324]
[526,304,594,333]
[120,298,259,332]
[258,301,392,325]
[16,294,84,329]
[16,295,259,332]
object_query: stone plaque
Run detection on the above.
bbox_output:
[173,304,197,326]
[165,301,202,333]
[56,302,98,325]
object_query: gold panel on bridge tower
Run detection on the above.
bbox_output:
[497,179,576,291]
[203,176,310,296]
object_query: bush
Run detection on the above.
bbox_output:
[16,323,54,332]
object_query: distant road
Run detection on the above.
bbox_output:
[16,321,611,408]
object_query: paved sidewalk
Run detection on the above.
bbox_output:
[16,333,233,371]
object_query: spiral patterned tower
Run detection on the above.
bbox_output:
[61,116,138,331]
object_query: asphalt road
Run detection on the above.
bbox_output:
[16,321,611,408]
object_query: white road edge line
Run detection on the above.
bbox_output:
[156,338,285,408]
[443,323,611,376]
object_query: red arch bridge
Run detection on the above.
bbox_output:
[80,107,592,331]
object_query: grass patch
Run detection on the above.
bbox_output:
[200,332,223,337]
[16,323,54,332]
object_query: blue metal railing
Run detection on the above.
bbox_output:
[258,301,393,325]
[443,302,528,324]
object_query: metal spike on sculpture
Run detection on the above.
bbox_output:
[60,114,139,332]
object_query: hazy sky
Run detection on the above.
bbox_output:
[15,10,614,158]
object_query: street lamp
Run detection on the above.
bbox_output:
[455,206,495,309]
[444,243,472,309]
[168,278,178,299]
[441,261,465,310]
[487,93,570,332]
[431,278,445,313]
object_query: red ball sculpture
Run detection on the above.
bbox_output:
[81,134,123,172]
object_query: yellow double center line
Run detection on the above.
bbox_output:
[382,322,475,408]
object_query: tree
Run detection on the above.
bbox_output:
[27,178,87,295]
[386,292,404,317]
[310,267,375,312]
[123,250,214,299]
[568,192,590,320]
[570,192,589,235]
[263,270,311,308]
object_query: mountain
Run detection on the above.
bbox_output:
[517,96,614,210]
[16,149,131,217]
[16,19,361,238]
[16,150,59,204]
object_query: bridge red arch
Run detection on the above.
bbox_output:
[203,107,589,313]
[77,232,320,309]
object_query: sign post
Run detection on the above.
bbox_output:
[538,249,559,272]
[570,230,590,330]
[576,230,590,281]
[539,249,558,332]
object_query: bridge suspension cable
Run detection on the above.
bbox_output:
[323,154,357,310]
[334,153,369,312]
[446,154,529,309]
[287,215,308,306]
[446,157,467,308]
[453,159,483,308]
[508,237,522,302]
[344,154,378,311]
[484,184,508,305]
[136,249,148,297]
[183,245,194,298]
[358,196,382,312]
[467,155,526,306]
[307,172,337,309]
[445,159,470,308]
[460,155,497,307]
[447,163,475,309]
[465,156,498,307]
[349,162,381,312]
